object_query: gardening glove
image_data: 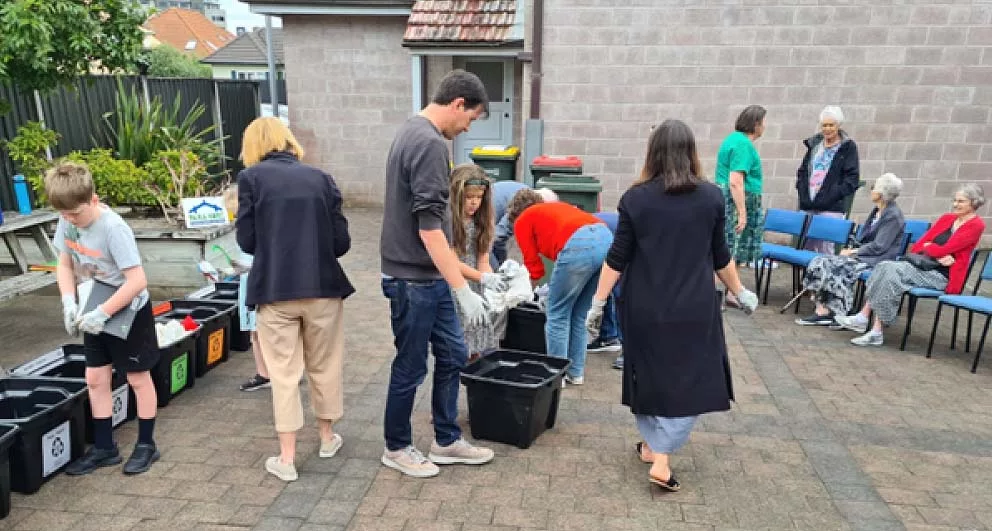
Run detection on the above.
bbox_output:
[61,294,79,336]
[77,306,111,336]
[736,288,759,315]
[480,272,507,292]
[585,297,607,343]
[453,285,487,328]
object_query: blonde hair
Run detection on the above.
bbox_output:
[222,184,238,222]
[44,161,94,210]
[240,117,305,167]
[449,164,494,258]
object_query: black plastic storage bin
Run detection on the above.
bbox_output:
[187,282,250,352]
[0,424,19,518]
[156,299,234,377]
[0,377,88,494]
[12,345,136,443]
[460,349,570,449]
[151,333,197,408]
[500,302,547,354]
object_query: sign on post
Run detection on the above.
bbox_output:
[181,197,229,229]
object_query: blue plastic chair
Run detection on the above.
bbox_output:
[899,249,980,351]
[927,251,992,372]
[755,209,809,304]
[761,215,854,312]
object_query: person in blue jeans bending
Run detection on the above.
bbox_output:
[508,192,612,385]
[592,212,624,369]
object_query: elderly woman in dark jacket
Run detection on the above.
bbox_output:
[584,120,757,492]
[797,106,861,254]
[795,174,905,326]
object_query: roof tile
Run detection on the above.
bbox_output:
[143,8,234,59]
[404,0,518,44]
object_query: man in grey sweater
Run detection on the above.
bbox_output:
[380,70,495,478]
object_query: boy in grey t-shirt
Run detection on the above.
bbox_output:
[46,161,161,476]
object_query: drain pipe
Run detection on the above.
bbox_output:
[529,0,544,119]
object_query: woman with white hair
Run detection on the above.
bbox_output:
[796,174,905,326]
[796,105,861,253]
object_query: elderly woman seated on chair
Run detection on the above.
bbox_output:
[835,183,987,347]
[795,173,905,327]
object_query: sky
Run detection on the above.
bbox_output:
[218,0,281,33]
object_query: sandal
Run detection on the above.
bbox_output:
[633,442,653,464]
[649,473,681,492]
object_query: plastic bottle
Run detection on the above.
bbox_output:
[13,174,32,215]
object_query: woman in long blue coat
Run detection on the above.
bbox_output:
[586,120,757,491]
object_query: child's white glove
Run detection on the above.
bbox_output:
[585,297,607,343]
[62,294,79,336]
[737,288,759,315]
[480,272,507,292]
[453,285,487,327]
[77,306,111,335]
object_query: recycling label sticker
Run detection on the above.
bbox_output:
[42,421,71,477]
[207,329,225,365]
[171,352,189,395]
[111,384,130,427]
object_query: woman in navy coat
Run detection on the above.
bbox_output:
[585,120,757,491]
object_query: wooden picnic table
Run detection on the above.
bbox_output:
[0,210,60,302]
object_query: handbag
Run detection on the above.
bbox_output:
[904,253,941,271]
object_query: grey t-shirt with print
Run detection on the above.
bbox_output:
[53,206,149,309]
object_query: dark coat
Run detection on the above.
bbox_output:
[236,151,354,307]
[608,179,733,417]
[796,132,860,213]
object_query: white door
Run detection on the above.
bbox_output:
[453,59,514,165]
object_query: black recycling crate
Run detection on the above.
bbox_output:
[460,349,570,449]
[150,333,197,408]
[156,299,234,377]
[187,282,250,352]
[0,424,19,518]
[500,301,547,354]
[12,345,136,443]
[0,377,88,493]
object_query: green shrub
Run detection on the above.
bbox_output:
[63,149,153,206]
[1,121,60,198]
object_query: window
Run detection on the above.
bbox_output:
[184,40,196,51]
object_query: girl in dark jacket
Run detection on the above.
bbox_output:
[796,106,861,253]
[584,120,757,492]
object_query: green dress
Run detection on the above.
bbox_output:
[715,131,764,264]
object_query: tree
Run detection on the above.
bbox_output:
[145,45,212,78]
[0,0,147,112]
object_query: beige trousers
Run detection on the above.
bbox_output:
[256,298,345,433]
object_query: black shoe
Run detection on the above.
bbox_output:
[65,446,122,476]
[587,338,622,353]
[239,374,271,392]
[123,443,160,475]
[612,356,624,370]
[795,313,835,326]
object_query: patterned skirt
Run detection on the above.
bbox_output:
[865,260,948,325]
[721,187,764,264]
[801,255,868,316]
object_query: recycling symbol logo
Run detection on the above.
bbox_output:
[51,436,65,458]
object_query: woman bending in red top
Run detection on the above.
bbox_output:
[835,184,986,347]
[506,192,612,385]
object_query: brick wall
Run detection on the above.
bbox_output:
[540,1,992,224]
[282,15,411,205]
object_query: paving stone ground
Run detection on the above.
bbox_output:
[1,206,990,531]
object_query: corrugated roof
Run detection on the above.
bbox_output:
[143,8,235,59]
[202,28,284,66]
[403,0,522,45]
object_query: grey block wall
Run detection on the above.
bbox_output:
[540,1,992,222]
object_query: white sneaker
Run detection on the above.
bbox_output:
[851,331,883,347]
[381,446,439,478]
[564,374,584,386]
[834,314,869,334]
[428,438,494,465]
[265,456,298,482]
[319,433,343,458]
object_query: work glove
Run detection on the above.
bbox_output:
[61,294,79,336]
[585,297,607,343]
[77,306,111,335]
[453,285,487,328]
[737,288,759,315]
[480,272,507,292]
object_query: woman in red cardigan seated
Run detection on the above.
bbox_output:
[835,184,986,346]
[506,193,612,385]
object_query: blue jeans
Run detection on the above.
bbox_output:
[382,278,467,451]
[546,224,612,378]
[597,285,623,343]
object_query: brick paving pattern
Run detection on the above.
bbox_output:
[0,207,990,531]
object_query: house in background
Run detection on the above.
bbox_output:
[202,28,285,82]
[139,1,227,29]
[143,7,234,59]
[243,0,992,222]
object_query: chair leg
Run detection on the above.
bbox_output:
[951,308,959,350]
[762,262,773,305]
[897,295,905,316]
[965,311,974,353]
[927,302,943,358]
[900,296,918,351]
[795,268,805,314]
[972,314,991,373]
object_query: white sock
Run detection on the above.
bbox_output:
[853,313,869,324]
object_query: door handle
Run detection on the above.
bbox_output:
[504,113,509,118]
